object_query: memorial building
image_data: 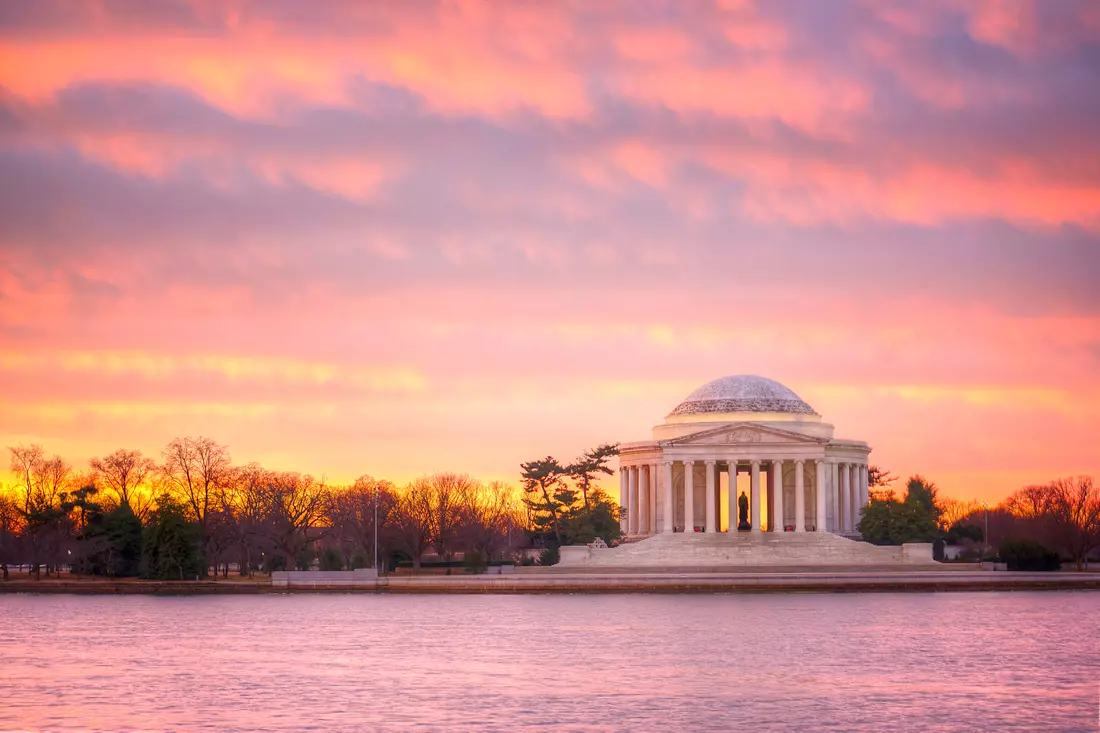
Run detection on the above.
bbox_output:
[558,375,936,567]
[618,374,870,536]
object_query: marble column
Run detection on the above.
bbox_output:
[852,464,862,532]
[831,461,841,532]
[704,460,716,533]
[646,464,655,534]
[848,463,858,532]
[628,466,638,535]
[727,462,737,531]
[633,464,642,534]
[683,460,695,533]
[850,463,859,532]
[815,460,827,532]
[629,464,638,534]
[861,464,869,510]
[662,461,674,533]
[720,461,726,531]
[619,468,628,534]
[766,463,775,531]
[772,460,784,532]
[639,465,649,535]
[839,463,850,532]
[794,460,806,532]
[750,460,762,533]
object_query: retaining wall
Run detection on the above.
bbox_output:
[271,569,379,588]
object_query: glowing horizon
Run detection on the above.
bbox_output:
[2,1,1099,504]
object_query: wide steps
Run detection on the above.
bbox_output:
[567,532,934,567]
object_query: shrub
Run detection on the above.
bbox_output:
[294,547,315,571]
[349,550,370,570]
[538,546,559,566]
[999,538,1061,571]
[141,496,204,580]
[319,547,344,571]
[946,523,983,544]
[953,547,981,561]
[463,550,488,574]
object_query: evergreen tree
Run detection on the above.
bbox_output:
[520,457,569,546]
[904,475,943,527]
[522,445,625,548]
[858,476,942,545]
[561,487,622,545]
[142,494,203,580]
[567,443,619,511]
[102,504,142,577]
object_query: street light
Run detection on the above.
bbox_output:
[983,501,989,561]
[373,482,379,576]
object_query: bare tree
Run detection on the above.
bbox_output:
[1004,484,1052,519]
[392,478,433,570]
[327,475,399,570]
[461,481,522,561]
[222,462,271,576]
[162,437,232,530]
[1002,478,1100,569]
[424,472,477,562]
[940,497,983,530]
[0,486,21,580]
[8,444,45,515]
[90,448,156,515]
[162,437,232,574]
[34,455,72,509]
[263,472,330,569]
[1047,476,1100,570]
[8,446,73,578]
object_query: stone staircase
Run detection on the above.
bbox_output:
[558,531,937,568]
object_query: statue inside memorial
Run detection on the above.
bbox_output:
[737,490,751,531]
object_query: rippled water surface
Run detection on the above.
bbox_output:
[1,591,1098,732]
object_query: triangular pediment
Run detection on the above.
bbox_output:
[662,422,824,446]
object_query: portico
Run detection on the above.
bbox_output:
[617,375,871,538]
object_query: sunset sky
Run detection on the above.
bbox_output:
[1,0,1098,504]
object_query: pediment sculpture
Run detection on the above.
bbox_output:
[727,427,761,443]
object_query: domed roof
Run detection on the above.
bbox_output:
[668,375,816,417]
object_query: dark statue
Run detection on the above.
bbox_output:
[737,490,751,531]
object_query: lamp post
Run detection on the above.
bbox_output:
[983,501,989,561]
[373,482,380,576]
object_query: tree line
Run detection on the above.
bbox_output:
[858,469,1100,569]
[0,438,624,580]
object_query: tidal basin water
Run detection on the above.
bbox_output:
[1,592,1098,732]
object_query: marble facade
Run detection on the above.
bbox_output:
[617,375,871,537]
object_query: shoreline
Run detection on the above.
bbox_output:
[2,571,1099,595]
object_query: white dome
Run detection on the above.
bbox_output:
[669,375,816,417]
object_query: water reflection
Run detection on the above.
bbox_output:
[0,592,1097,732]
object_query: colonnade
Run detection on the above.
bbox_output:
[619,459,869,536]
